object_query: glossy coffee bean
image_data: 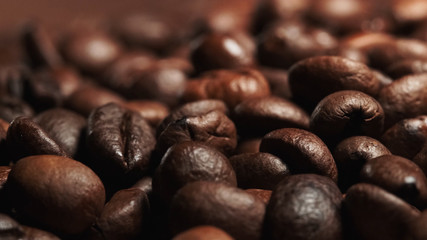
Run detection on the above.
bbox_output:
[124,100,169,128]
[378,74,427,127]
[169,181,265,240]
[191,32,255,72]
[6,116,68,161]
[360,155,427,208]
[288,56,380,110]
[183,68,270,108]
[87,103,155,182]
[232,96,309,137]
[257,21,338,69]
[344,183,420,240]
[153,141,237,203]
[234,138,261,154]
[259,67,291,99]
[7,155,105,235]
[245,188,272,204]
[310,90,384,146]
[172,226,233,240]
[229,152,289,190]
[0,96,34,122]
[62,31,122,74]
[381,116,427,159]
[260,128,338,182]
[94,188,150,240]
[34,108,86,158]
[386,59,427,79]
[333,136,391,191]
[264,174,343,240]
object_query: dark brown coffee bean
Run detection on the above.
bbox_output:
[95,188,150,240]
[381,116,427,159]
[235,138,261,154]
[260,128,338,182]
[172,226,233,240]
[124,100,169,128]
[326,47,368,65]
[169,181,265,240]
[183,68,270,108]
[21,23,62,69]
[288,56,380,110]
[360,155,427,208]
[259,67,291,99]
[191,32,255,72]
[20,225,60,240]
[233,96,309,137]
[87,103,155,182]
[34,108,86,158]
[333,136,391,191]
[153,141,236,203]
[62,31,122,74]
[310,90,384,146]
[7,155,105,235]
[386,60,427,79]
[65,83,125,116]
[264,174,342,240]
[378,74,427,127]
[6,116,68,161]
[257,21,338,69]
[229,152,289,190]
[344,183,420,240]
[0,96,34,123]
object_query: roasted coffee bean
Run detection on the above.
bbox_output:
[378,74,427,127]
[6,116,68,161]
[259,67,291,99]
[360,155,427,208]
[264,174,343,240]
[24,70,63,111]
[233,96,309,137]
[229,152,289,190]
[190,32,255,72]
[183,68,270,108]
[21,23,62,69]
[257,21,338,69]
[62,30,122,74]
[0,96,34,123]
[260,128,338,182]
[341,32,395,53]
[235,138,261,154]
[333,136,391,191]
[344,183,420,240]
[169,181,265,240]
[34,108,86,158]
[381,116,427,159]
[156,102,236,157]
[310,90,384,146]
[153,141,237,203]
[245,188,272,204]
[326,47,368,64]
[124,100,169,128]
[386,60,427,79]
[87,103,155,183]
[33,66,82,99]
[172,226,234,240]
[7,155,105,235]
[288,56,380,110]
[65,83,125,116]
[94,188,150,240]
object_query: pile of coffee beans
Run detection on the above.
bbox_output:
[2,0,427,239]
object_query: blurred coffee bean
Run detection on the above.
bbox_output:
[169,181,265,240]
[0,96,33,123]
[0,65,28,98]
[264,174,342,240]
[172,226,234,240]
[35,66,82,98]
[386,59,427,79]
[123,100,169,128]
[310,90,384,146]
[391,0,427,26]
[229,152,289,190]
[153,141,237,203]
[24,70,63,111]
[245,189,272,204]
[326,47,368,64]
[288,56,380,110]
[260,128,338,182]
[258,67,291,99]
[235,138,261,154]
[344,183,420,240]
[378,74,427,127]
[360,155,427,208]
[233,96,309,137]
[7,155,105,236]
[372,69,393,88]
[333,136,391,191]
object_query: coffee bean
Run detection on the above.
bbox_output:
[310,90,384,146]
[386,59,427,79]
[0,65,28,99]
[260,128,338,182]
[124,100,169,128]
[229,152,289,190]
[344,183,420,240]
[7,155,105,235]
[264,174,342,240]
[0,96,34,123]
[153,141,236,203]
[333,136,391,191]
[172,226,234,240]
[391,0,427,26]
[169,181,265,240]
[34,66,82,99]
[288,56,380,110]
